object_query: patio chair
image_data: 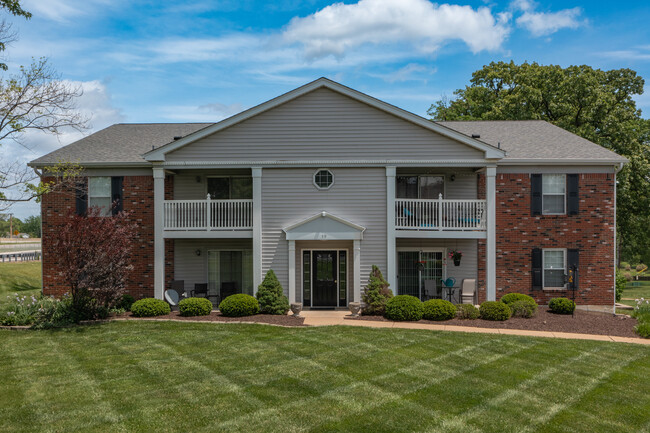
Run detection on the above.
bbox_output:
[164,289,180,308]
[220,281,238,301]
[460,279,477,304]
[191,283,209,298]
[171,280,185,297]
[423,280,440,300]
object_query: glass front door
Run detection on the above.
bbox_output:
[312,251,338,307]
[397,250,444,299]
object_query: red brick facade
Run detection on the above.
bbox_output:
[477,172,615,305]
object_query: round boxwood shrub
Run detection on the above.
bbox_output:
[456,303,480,320]
[479,301,511,321]
[384,295,423,321]
[548,297,576,314]
[219,294,259,317]
[131,298,171,317]
[422,299,456,321]
[509,300,538,318]
[500,293,535,306]
[179,297,213,317]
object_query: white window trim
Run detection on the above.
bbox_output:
[88,176,112,216]
[300,248,349,308]
[542,248,567,290]
[542,174,566,215]
[313,168,334,190]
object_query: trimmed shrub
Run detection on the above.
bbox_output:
[636,264,645,272]
[624,272,633,281]
[479,301,511,321]
[116,294,135,311]
[620,262,630,270]
[256,269,290,315]
[179,297,213,317]
[362,265,393,315]
[219,294,259,317]
[131,298,171,317]
[548,297,576,314]
[500,293,535,306]
[384,295,423,321]
[422,299,456,321]
[509,300,537,318]
[456,303,480,320]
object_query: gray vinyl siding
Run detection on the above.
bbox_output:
[295,240,354,305]
[262,167,386,296]
[166,88,484,162]
[174,239,252,291]
[395,238,478,292]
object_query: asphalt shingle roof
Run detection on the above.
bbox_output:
[29,119,626,166]
[437,120,626,162]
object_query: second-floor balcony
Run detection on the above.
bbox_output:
[396,197,486,231]
[163,198,253,231]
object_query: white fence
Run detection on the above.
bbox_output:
[163,199,253,230]
[395,197,486,231]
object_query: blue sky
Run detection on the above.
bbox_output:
[4,0,650,218]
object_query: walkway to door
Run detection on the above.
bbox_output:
[298,311,650,345]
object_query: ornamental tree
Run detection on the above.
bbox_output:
[362,265,393,315]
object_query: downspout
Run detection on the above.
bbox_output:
[32,167,44,296]
[613,163,624,314]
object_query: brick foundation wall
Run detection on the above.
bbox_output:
[41,175,160,299]
[478,172,616,306]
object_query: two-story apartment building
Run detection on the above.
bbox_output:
[30,78,626,312]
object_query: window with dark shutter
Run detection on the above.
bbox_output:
[531,174,542,215]
[75,180,87,216]
[567,174,579,215]
[532,248,542,290]
[567,249,579,289]
[111,176,124,215]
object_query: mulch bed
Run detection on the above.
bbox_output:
[347,307,640,338]
[121,311,306,326]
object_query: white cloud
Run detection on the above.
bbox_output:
[283,0,510,59]
[371,63,437,83]
[21,0,117,23]
[512,1,584,37]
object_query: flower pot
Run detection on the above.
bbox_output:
[290,302,303,317]
[348,302,361,317]
[453,259,461,266]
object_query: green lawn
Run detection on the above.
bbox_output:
[1,322,648,433]
[0,261,41,303]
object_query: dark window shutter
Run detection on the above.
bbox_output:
[567,249,579,289]
[532,248,543,290]
[531,174,542,215]
[567,174,579,215]
[111,176,124,215]
[75,180,87,216]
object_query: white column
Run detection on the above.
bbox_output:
[486,166,497,301]
[153,166,165,300]
[353,239,361,303]
[386,166,397,292]
[288,240,296,303]
[252,167,263,293]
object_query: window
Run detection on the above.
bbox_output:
[396,175,444,199]
[207,177,252,199]
[314,169,334,190]
[543,249,566,288]
[88,177,111,216]
[542,174,565,214]
[207,250,253,299]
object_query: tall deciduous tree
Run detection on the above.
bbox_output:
[429,61,650,263]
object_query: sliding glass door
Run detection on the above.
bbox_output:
[397,250,444,299]
[208,250,253,300]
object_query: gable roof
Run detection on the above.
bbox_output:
[438,120,627,165]
[283,211,365,241]
[29,123,211,167]
[144,77,506,161]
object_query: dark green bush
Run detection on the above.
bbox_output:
[509,300,537,318]
[362,265,393,315]
[256,269,289,315]
[479,301,511,321]
[131,298,171,317]
[455,303,479,320]
[384,295,423,321]
[615,272,626,303]
[500,293,535,305]
[179,297,213,317]
[422,299,456,321]
[219,294,259,317]
[116,294,135,311]
[548,297,576,314]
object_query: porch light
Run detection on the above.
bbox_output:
[195,249,201,257]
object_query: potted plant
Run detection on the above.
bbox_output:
[449,250,463,266]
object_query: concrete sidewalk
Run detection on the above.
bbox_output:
[299,310,650,345]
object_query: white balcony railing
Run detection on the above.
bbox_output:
[396,196,486,231]
[163,198,253,231]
